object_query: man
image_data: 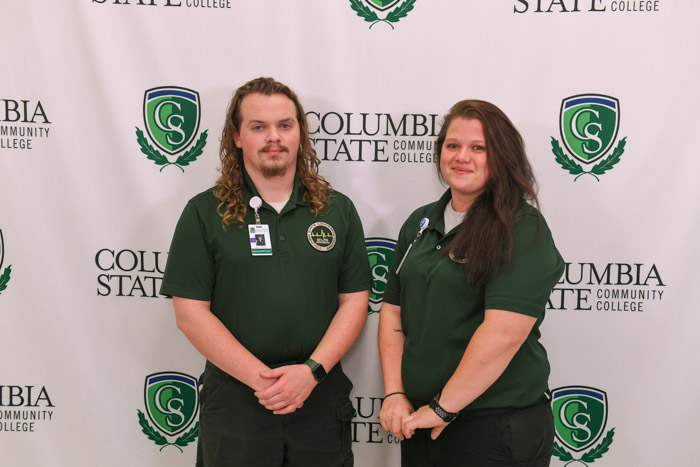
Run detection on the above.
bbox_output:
[160,77,371,466]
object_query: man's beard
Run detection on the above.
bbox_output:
[261,164,288,178]
[259,144,293,179]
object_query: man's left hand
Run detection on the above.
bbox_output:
[254,364,317,414]
[401,405,449,440]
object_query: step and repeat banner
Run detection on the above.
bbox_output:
[2,1,698,465]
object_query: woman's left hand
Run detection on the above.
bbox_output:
[401,405,449,440]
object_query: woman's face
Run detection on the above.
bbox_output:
[439,117,489,211]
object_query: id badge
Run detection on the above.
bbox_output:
[248,224,272,256]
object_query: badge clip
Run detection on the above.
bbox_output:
[248,196,272,256]
[396,217,429,274]
[250,196,263,224]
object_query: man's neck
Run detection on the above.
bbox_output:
[248,169,296,203]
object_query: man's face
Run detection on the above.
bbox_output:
[234,92,301,179]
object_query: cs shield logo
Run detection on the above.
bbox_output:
[349,0,417,29]
[136,86,208,172]
[551,94,627,181]
[552,386,615,465]
[137,372,200,452]
[0,229,12,296]
[366,238,396,314]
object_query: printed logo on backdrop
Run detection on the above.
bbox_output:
[135,86,208,172]
[514,0,661,14]
[0,385,55,433]
[548,262,665,312]
[552,94,627,181]
[349,0,417,29]
[308,110,438,164]
[91,0,232,10]
[95,248,167,298]
[138,372,199,452]
[552,386,615,465]
[0,229,12,296]
[366,238,396,314]
[0,99,51,150]
[352,395,401,444]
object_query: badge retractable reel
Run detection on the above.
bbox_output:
[248,196,272,256]
[396,217,429,274]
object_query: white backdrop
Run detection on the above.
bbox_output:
[2,1,699,466]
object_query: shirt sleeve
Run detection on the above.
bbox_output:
[337,200,373,294]
[382,212,417,306]
[159,201,216,301]
[485,212,564,318]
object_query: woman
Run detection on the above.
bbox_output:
[378,100,564,466]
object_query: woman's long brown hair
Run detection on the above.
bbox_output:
[435,100,539,285]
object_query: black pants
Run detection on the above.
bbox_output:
[401,395,554,467]
[196,361,355,467]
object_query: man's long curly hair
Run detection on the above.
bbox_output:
[216,77,330,227]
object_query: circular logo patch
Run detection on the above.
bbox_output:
[307,222,336,252]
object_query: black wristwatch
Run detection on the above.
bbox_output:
[430,392,459,422]
[303,359,327,383]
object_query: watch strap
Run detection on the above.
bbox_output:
[429,392,459,422]
[303,359,326,382]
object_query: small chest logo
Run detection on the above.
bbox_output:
[307,222,337,252]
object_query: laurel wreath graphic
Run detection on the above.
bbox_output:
[137,410,199,452]
[552,137,626,181]
[349,0,416,29]
[0,265,11,295]
[137,409,199,452]
[553,428,615,466]
[135,127,208,173]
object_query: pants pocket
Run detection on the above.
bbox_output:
[335,398,356,466]
[199,363,229,410]
[501,401,554,464]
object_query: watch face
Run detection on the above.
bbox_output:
[313,364,326,381]
[305,359,326,382]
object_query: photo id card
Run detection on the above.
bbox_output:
[248,224,272,256]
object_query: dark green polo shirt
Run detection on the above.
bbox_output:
[383,190,564,409]
[160,171,372,365]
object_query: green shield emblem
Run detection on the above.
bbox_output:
[560,94,619,164]
[366,238,396,314]
[552,386,608,452]
[365,0,401,11]
[143,87,201,155]
[145,372,199,436]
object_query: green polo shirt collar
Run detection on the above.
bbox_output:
[423,189,453,237]
[241,166,307,215]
